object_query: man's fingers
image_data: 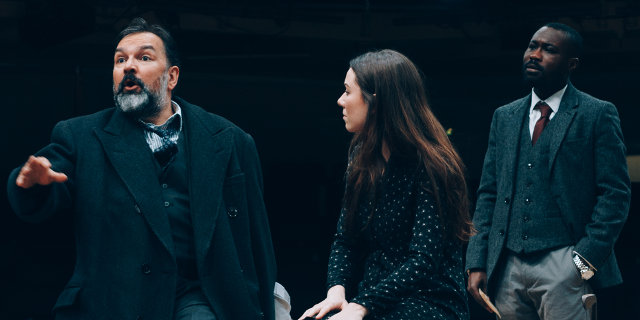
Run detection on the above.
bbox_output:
[49,170,68,183]
[19,161,33,175]
[16,174,30,188]
[468,274,493,313]
[25,155,37,165]
[470,290,492,313]
[474,290,493,313]
[36,156,52,168]
[16,156,66,188]
[16,163,35,188]
[26,156,51,170]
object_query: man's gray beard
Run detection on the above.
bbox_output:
[113,71,170,120]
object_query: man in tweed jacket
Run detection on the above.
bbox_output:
[465,23,630,319]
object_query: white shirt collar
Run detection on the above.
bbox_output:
[138,100,182,131]
[530,85,567,116]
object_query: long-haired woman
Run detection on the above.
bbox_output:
[299,50,473,320]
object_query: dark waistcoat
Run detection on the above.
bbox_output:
[505,114,573,253]
[153,129,199,295]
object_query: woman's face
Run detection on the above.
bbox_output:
[338,68,368,133]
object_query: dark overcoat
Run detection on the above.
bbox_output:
[7,97,276,320]
[465,83,631,290]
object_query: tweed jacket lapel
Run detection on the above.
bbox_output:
[548,83,579,173]
[503,95,530,190]
[180,101,233,270]
[94,108,175,258]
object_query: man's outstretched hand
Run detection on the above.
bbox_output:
[16,156,68,189]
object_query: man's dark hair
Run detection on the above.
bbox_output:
[118,18,180,68]
[544,22,583,58]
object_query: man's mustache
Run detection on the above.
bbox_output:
[524,61,543,72]
[116,73,147,94]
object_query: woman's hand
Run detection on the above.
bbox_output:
[299,286,348,319]
[323,303,370,320]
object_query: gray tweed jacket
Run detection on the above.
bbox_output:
[465,83,631,290]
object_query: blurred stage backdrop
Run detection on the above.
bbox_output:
[0,1,638,319]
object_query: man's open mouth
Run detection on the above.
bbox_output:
[124,79,139,90]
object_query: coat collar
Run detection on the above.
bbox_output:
[178,97,234,270]
[503,95,530,186]
[548,82,579,172]
[95,99,234,264]
[94,107,176,258]
[505,83,580,176]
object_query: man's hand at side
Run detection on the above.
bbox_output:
[467,269,493,313]
[16,156,68,189]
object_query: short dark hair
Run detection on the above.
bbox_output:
[118,18,180,68]
[544,22,583,58]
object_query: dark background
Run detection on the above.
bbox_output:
[0,0,639,319]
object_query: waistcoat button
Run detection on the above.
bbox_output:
[228,206,238,218]
[134,205,141,213]
[141,263,151,274]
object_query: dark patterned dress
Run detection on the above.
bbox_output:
[326,156,470,320]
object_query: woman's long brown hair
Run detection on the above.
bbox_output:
[342,49,474,244]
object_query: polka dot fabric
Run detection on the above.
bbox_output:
[326,157,470,320]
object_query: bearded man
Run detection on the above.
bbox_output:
[7,18,276,320]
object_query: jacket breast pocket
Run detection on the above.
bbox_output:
[53,286,81,314]
[558,137,592,165]
[224,173,246,188]
[561,137,588,149]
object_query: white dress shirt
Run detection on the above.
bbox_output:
[529,85,567,138]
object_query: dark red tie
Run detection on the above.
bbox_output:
[532,101,552,146]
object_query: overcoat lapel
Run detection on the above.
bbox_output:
[182,104,233,270]
[548,83,579,172]
[504,96,530,189]
[94,109,175,258]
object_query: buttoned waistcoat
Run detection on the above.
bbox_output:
[7,97,276,320]
[465,83,631,290]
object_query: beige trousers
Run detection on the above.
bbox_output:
[494,246,592,320]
